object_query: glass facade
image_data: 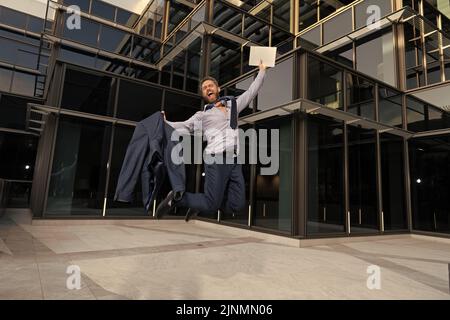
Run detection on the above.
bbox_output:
[307,115,345,235]
[348,126,379,233]
[410,134,450,234]
[46,116,111,216]
[0,0,449,240]
[253,117,293,233]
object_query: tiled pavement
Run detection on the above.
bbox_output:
[1,209,450,300]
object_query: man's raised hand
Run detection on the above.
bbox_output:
[259,59,267,71]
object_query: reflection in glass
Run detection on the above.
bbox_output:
[59,46,96,69]
[167,1,193,35]
[323,9,352,44]
[62,0,90,12]
[62,15,100,48]
[348,125,379,233]
[164,91,201,122]
[319,0,349,20]
[98,26,132,56]
[299,0,318,31]
[410,135,450,234]
[91,0,116,21]
[356,30,395,87]
[47,116,111,216]
[378,87,402,127]
[107,124,146,216]
[210,35,242,84]
[380,133,407,230]
[11,71,36,97]
[116,80,162,121]
[299,26,321,49]
[243,16,270,46]
[61,68,115,116]
[0,6,27,29]
[307,115,345,234]
[253,117,292,233]
[407,96,450,132]
[214,2,242,36]
[0,68,12,92]
[186,38,202,93]
[308,56,343,110]
[257,58,293,111]
[347,74,375,120]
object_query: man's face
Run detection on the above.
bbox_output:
[201,80,220,104]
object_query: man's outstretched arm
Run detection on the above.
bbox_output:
[164,111,203,135]
[236,62,267,113]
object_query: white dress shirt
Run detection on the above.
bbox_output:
[166,69,266,155]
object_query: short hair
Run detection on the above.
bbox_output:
[200,76,219,90]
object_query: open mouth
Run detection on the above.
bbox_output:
[207,92,215,98]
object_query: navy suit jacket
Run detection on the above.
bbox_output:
[114,112,185,212]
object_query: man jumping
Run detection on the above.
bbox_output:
[156,61,267,221]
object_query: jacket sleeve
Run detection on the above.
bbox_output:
[164,124,186,201]
[165,111,203,135]
[236,69,266,113]
[114,122,148,202]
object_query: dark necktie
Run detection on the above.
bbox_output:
[204,96,238,129]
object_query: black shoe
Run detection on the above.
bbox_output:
[155,191,174,219]
[185,208,199,222]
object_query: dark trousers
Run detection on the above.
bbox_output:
[176,157,245,214]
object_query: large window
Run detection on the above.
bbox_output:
[299,0,318,31]
[348,125,379,233]
[163,91,201,121]
[213,1,243,35]
[0,35,39,69]
[116,80,162,121]
[323,8,352,44]
[380,133,407,231]
[356,29,396,87]
[404,23,425,89]
[307,115,345,235]
[307,57,343,110]
[410,134,450,234]
[253,116,292,233]
[106,124,146,216]
[256,58,293,111]
[46,116,111,216]
[346,74,376,120]
[61,68,115,116]
[210,35,242,85]
[406,96,450,132]
[379,87,403,127]
[62,0,139,28]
